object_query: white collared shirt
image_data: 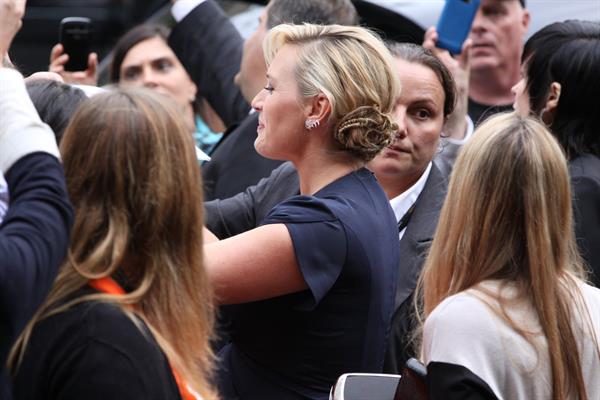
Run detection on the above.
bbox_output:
[171,0,208,22]
[389,162,432,240]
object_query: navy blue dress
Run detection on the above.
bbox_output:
[216,168,399,399]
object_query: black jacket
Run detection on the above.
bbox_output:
[1,154,73,399]
[169,0,283,200]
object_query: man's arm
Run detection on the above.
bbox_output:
[169,0,250,127]
[204,161,299,239]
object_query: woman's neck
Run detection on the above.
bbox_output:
[294,150,362,195]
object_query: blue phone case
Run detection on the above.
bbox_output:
[436,0,480,54]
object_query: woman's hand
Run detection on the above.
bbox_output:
[423,26,472,140]
[49,43,98,86]
[0,0,26,58]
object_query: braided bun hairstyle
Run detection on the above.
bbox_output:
[264,24,401,162]
[334,105,398,162]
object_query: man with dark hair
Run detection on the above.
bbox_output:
[267,0,358,28]
[467,0,529,123]
[169,0,358,200]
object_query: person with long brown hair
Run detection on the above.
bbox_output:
[418,113,600,399]
[9,88,217,400]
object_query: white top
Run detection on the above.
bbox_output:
[171,0,207,22]
[0,68,60,173]
[389,162,432,241]
[423,279,600,399]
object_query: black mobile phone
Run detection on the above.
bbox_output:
[436,0,480,54]
[59,17,92,71]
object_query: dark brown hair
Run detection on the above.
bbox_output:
[109,24,169,83]
[387,42,457,119]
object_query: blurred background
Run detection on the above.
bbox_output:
[10,0,600,82]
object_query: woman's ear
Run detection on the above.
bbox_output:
[544,82,561,114]
[188,81,198,104]
[304,93,331,128]
[540,82,561,126]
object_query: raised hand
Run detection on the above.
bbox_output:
[0,0,26,58]
[49,43,98,85]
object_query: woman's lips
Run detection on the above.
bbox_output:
[386,143,411,154]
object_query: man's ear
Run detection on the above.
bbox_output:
[304,93,331,127]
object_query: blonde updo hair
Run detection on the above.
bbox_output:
[263,24,400,162]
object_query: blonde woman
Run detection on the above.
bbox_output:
[418,113,600,399]
[204,24,401,399]
[10,88,216,400]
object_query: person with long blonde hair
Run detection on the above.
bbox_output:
[418,112,600,399]
[204,24,401,399]
[9,88,217,400]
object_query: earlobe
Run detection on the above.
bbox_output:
[305,93,331,127]
[545,82,561,113]
[188,81,198,104]
[540,82,561,127]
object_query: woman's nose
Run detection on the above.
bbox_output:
[251,89,266,112]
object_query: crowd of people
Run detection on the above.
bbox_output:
[1,0,599,399]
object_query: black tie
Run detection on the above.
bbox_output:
[397,202,416,233]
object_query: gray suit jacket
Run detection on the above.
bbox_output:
[205,161,299,238]
[383,163,448,373]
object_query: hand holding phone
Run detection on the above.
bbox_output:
[59,17,92,72]
[50,17,97,85]
[436,0,480,55]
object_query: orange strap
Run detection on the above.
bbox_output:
[89,277,197,400]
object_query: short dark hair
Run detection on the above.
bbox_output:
[387,42,457,119]
[266,0,358,30]
[522,20,600,158]
[26,79,88,144]
[109,24,170,83]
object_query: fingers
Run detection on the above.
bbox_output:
[423,26,455,66]
[49,53,68,73]
[458,38,473,70]
[10,0,26,18]
[49,43,63,62]
[16,0,27,15]
[0,0,27,55]
[423,26,438,50]
[87,52,98,76]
